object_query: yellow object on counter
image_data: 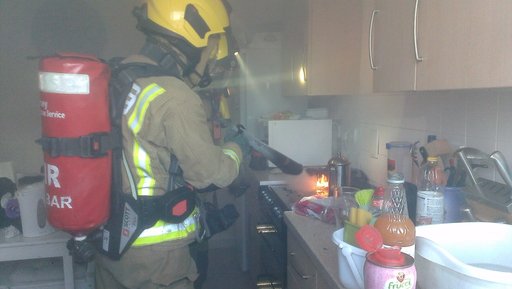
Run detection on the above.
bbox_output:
[349,207,372,227]
[356,208,372,226]
[349,207,357,224]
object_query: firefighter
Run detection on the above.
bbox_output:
[95,1,248,288]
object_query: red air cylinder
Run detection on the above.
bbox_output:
[39,53,111,236]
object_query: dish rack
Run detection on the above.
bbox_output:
[455,147,512,213]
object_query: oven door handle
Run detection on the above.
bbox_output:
[256,225,286,266]
[256,224,278,234]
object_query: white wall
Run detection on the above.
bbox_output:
[0,0,288,175]
[3,0,512,190]
[0,0,143,175]
[241,32,308,139]
[332,88,512,186]
[0,0,247,253]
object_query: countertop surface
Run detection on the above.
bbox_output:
[285,211,346,289]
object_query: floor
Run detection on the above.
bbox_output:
[202,247,255,289]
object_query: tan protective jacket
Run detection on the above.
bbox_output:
[120,55,242,244]
[120,55,241,195]
[95,55,241,289]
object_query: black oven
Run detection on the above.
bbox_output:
[255,185,291,289]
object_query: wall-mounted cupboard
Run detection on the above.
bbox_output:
[282,0,512,96]
[370,0,512,92]
[281,0,365,96]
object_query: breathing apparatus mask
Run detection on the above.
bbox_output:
[186,35,221,88]
[137,33,220,89]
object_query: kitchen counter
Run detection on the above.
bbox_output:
[284,211,346,289]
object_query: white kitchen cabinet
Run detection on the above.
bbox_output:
[282,0,364,96]
[372,0,416,92]
[372,0,512,92]
[415,0,512,90]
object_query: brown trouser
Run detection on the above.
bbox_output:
[95,240,198,289]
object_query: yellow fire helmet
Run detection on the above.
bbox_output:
[146,0,230,49]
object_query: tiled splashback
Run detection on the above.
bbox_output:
[330,88,512,186]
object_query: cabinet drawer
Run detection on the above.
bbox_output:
[287,264,316,289]
[287,231,316,288]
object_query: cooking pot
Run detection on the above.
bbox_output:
[328,153,351,196]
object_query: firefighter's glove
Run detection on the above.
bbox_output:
[224,127,251,157]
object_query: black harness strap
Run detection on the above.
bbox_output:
[37,132,115,158]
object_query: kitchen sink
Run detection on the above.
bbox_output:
[415,222,512,289]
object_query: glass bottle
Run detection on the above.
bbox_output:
[383,173,408,216]
[374,173,416,256]
[416,156,445,225]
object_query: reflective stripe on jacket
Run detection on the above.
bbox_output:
[120,55,241,247]
[132,209,199,246]
[126,82,197,246]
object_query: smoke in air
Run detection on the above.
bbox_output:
[284,171,317,196]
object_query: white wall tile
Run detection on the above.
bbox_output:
[333,87,511,185]
[404,91,441,131]
[440,91,467,137]
[497,89,512,143]
[465,89,498,139]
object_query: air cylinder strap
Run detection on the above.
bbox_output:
[36,132,118,158]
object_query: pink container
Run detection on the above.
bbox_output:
[364,251,416,289]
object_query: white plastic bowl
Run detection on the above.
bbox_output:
[415,222,512,289]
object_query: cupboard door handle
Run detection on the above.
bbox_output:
[288,251,312,279]
[369,9,379,70]
[414,0,424,62]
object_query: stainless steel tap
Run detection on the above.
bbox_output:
[490,151,512,190]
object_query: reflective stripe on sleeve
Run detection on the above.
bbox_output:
[127,83,165,197]
[222,148,240,170]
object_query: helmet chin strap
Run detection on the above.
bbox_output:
[141,36,215,88]
[190,64,212,88]
[140,39,183,77]
[141,36,206,80]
